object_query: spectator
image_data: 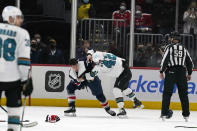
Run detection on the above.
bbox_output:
[78,0,95,40]
[112,1,131,28]
[34,33,47,51]
[152,0,175,34]
[30,38,40,64]
[46,38,65,64]
[134,43,147,67]
[144,43,162,67]
[76,40,91,61]
[183,1,197,34]
[112,2,130,51]
[135,5,153,33]
[137,0,145,5]
[77,0,95,21]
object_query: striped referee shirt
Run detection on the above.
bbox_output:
[160,43,194,75]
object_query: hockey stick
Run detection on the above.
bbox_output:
[0,120,29,123]
[20,97,38,130]
[0,105,8,113]
[175,126,197,128]
[20,70,38,129]
[0,105,30,123]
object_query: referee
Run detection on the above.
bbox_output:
[160,32,194,121]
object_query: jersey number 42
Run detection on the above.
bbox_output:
[0,38,16,61]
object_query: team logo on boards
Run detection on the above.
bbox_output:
[45,71,65,92]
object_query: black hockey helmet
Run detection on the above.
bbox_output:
[170,31,181,41]
[69,58,78,65]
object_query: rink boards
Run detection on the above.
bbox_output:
[1,65,197,110]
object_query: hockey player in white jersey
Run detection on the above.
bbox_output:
[87,50,143,117]
[0,6,33,131]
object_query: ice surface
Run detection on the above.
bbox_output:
[0,106,197,131]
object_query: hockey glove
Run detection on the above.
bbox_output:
[21,78,33,97]
[85,73,94,81]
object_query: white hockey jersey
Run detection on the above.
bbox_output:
[69,61,87,82]
[0,23,30,82]
[92,51,124,77]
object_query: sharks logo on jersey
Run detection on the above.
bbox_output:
[102,54,117,68]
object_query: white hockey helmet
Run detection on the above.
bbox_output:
[2,6,23,23]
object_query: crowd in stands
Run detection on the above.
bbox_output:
[2,0,195,67]
[134,43,163,67]
[76,0,197,68]
[30,33,65,64]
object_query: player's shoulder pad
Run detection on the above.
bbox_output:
[167,44,175,49]
[18,27,29,37]
[78,61,84,65]
[112,10,119,15]
[18,27,30,47]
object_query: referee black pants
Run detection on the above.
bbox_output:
[162,66,190,117]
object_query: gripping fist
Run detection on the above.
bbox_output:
[21,78,33,96]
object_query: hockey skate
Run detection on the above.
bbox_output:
[105,107,116,116]
[133,98,144,109]
[161,110,173,121]
[64,106,76,117]
[117,108,127,118]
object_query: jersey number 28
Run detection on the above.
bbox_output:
[0,38,16,61]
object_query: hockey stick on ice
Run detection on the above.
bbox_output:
[0,120,29,123]
[0,105,30,123]
[20,70,38,129]
[20,97,38,130]
[175,126,197,128]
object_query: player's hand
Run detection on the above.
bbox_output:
[86,54,92,62]
[78,77,84,82]
[21,78,33,97]
[85,73,94,81]
[159,48,164,55]
[187,75,191,81]
[160,73,164,79]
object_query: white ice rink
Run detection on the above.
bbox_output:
[0,106,197,131]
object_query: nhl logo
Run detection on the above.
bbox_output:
[48,74,62,89]
[45,71,65,92]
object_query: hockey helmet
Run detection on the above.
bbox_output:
[170,31,181,41]
[2,6,23,23]
[45,115,60,123]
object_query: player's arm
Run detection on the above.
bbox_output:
[85,65,100,81]
[185,49,194,76]
[18,30,30,81]
[160,48,170,74]
[69,69,84,87]
[17,30,32,96]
